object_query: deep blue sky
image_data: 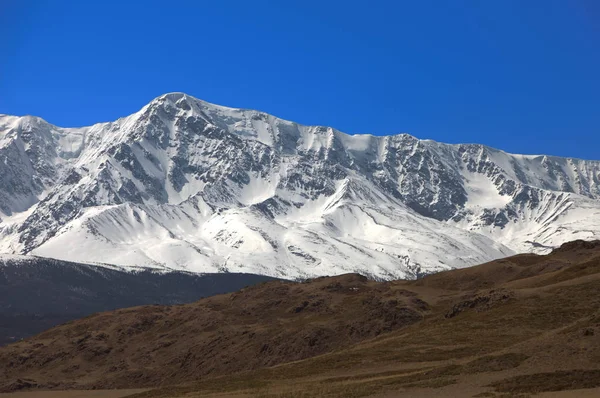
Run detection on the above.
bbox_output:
[1,1,599,159]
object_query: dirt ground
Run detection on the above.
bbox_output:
[0,390,148,398]
[374,383,600,397]
[3,386,600,398]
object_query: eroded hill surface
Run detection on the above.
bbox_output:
[2,240,600,397]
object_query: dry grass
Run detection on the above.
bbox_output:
[490,370,600,394]
[6,241,600,398]
[131,271,600,397]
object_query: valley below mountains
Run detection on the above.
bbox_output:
[0,255,276,345]
[2,93,600,279]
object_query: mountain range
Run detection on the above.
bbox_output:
[1,93,599,279]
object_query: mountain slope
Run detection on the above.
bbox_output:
[2,240,600,397]
[1,93,600,279]
[0,254,277,346]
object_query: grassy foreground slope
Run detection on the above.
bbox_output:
[3,240,600,397]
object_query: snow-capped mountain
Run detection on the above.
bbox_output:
[1,93,599,279]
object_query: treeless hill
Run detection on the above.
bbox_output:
[2,240,600,397]
[0,255,278,346]
[0,274,428,391]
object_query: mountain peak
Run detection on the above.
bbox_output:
[145,92,195,112]
[147,92,240,113]
[158,92,189,101]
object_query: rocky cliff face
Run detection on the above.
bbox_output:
[1,93,599,279]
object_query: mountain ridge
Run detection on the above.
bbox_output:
[4,92,597,163]
[1,93,599,279]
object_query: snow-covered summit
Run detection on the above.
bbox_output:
[1,93,599,279]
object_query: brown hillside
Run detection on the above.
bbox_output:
[2,240,600,397]
[0,274,428,391]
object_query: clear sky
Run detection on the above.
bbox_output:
[1,0,599,159]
